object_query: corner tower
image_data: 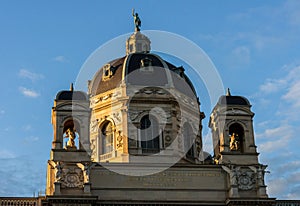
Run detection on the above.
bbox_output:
[209,89,258,165]
[209,89,269,199]
[46,85,92,196]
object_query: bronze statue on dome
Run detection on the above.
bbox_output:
[132,9,141,32]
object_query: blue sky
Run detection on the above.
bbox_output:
[0,0,300,199]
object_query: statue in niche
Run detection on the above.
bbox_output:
[229,132,240,151]
[132,9,141,31]
[65,128,77,149]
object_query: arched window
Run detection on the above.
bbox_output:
[229,123,244,152]
[140,115,159,153]
[183,123,195,159]
[100,121,114,154]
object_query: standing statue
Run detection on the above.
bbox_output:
[83,164,90,183]
[222,165,240,186]
[65,128,76,148]
[55,161,63,182]
[230,133,239,151]
[132,9,141,31]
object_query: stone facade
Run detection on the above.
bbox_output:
[40,29,277,206]
[2,19,299,206]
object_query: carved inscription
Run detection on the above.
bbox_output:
[98,171,220,187]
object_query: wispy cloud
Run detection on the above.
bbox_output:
[254,64,300,199]
[282,81,300,108]
[0,150,16,159]
[258,65,300,97]
[53,55,68,63]
[277,161,300,174]
[19,87,40,98]
[22,124,32,131]
[256,125,292,139]
[23,136,39,144]
[18,69,44,81]
[0,157,45,196]
[284,0,300,26]
[230,46,251,68]
[259,78,286,94]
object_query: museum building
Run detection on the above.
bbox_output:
[1,14,300,206]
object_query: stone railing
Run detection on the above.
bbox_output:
[99,150,116,161]
[0,197,40,206]
[276,200,300,206]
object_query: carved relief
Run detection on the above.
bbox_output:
[238,170,256,190]
[91,93,114,107]
[77,163,91,184]
[223,165,256,190]
[90,119,98,133]
[195,136,202,156]
[113,112,121,123]
[55,161,63,183]
[61,167,84,188]
[249,164,268,187]
[129,111,144,121]
[116,131,123,149]
[90,139,96,160]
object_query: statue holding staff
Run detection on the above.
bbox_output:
[132,9,141,31]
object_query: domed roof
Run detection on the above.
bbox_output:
[56,84,88,100]
[56,91,88,101]
[89,30,197,98]
[89,52,197,98]
[217,89,250,106]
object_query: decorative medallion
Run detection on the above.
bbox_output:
[61,168,84,188]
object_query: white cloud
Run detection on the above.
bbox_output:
[258,65,300,99]
[53,55,67,62]
[23,136,39,144]
[259,78,287,94]
[0,150,16,159]
[268,178,287,197]
[267,171,300,199]
[22,124,32,131]
[284,0,300,26]
[0,157,46,196]
[256,125,292,139]
[282,81,300,108]
[257,125,292,153]
[18,69,44,81]
[259,136,290,153]
[277,161,300,174]
[233,46,250,65]
[19,87,40,98]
